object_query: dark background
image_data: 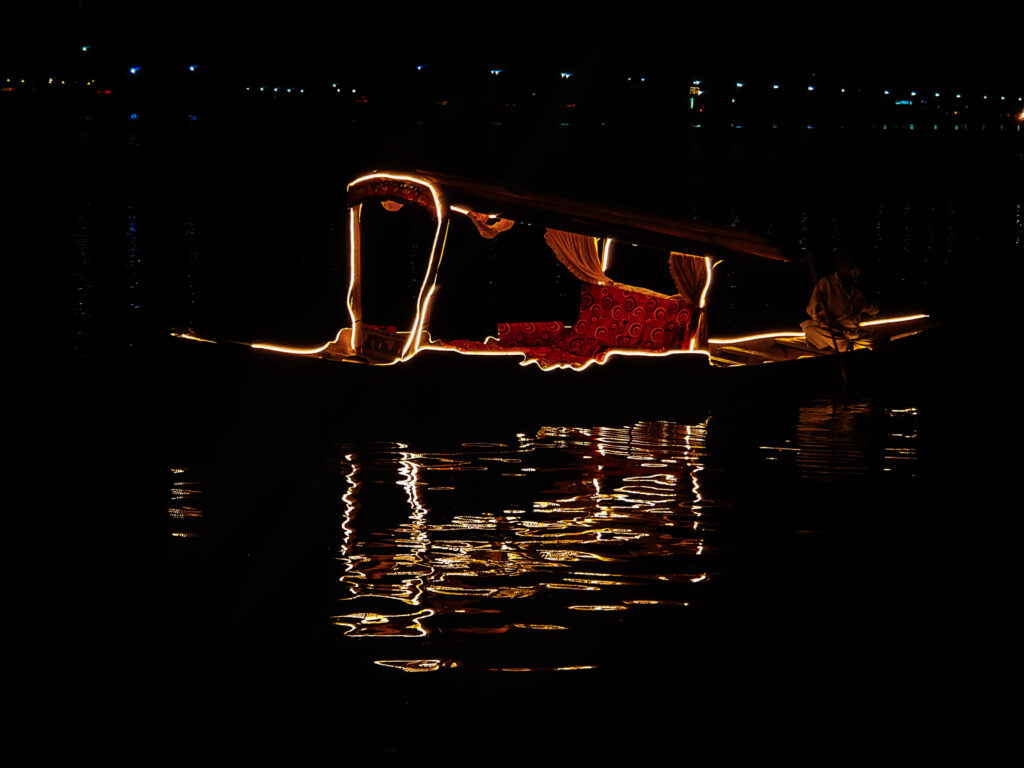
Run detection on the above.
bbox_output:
[6,3,1021,761]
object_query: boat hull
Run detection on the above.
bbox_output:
[167,323,945,442]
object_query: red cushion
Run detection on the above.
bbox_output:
[496,321,568,348]
[574,283,695,350]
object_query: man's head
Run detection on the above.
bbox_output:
[836,250,861,281]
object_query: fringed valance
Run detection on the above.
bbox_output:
[544,229,607,284]
[467,211,516,239]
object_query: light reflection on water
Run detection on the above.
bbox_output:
[334,422,711,669]
[327,403,919,672]
[167,466,203,539]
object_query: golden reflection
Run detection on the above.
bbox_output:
[756,398,923,483]
[567,604,629,611]
[333,608,435,638]
[374,659,459,672]
[334,419,715,669]
[168,467,202,539]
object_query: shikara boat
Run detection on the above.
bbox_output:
[172,170,934,422]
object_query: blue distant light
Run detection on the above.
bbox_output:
[129,66,141,75]
[189,64,199,72]
[129,113,138,120]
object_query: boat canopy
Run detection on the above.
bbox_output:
[347,170,790,265]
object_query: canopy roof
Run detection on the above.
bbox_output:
[348,170,790,264]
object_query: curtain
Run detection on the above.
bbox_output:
[467,211,515,239]
[668,252,709,305]
[544,229,607,284]
[668,252,710,349]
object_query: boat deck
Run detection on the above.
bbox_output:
[709,335,825,367]
[707,315,935,368]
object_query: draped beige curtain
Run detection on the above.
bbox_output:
[668,252,709,305]
[668,252,710,349]
[544,229,607,284]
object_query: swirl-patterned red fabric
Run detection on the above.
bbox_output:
[435,282,698,368]
[496,321,569,348]
[574,283,695,350]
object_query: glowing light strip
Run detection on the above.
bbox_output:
[709,331,807,344]
[699,256,713,309]
[346,173,448,361]
[451,205,503,219]
[170,332,216,343]
[709,315,929,345]
[861,313,929,327]
[403,217,447,360]
[602,238,613,272]
[417,343,710,372]
[251,327,347,355]
[689,256,714,351]
[348,206,360,350]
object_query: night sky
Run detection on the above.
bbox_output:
[3,1,1019,91]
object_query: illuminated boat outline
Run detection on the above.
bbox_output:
[173,170,933,373]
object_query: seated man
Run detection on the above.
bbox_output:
[801,253,879,352]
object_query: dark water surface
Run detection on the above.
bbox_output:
[12,98,1020,761]
[29,378,1012,761]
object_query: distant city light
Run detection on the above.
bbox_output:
[129,66,141,75]
[81,45,91,52]
[189,65,199,72]
[560,72,573,79]
[490,69,503,76]
[772,84,780,90]
[735,82,744,88]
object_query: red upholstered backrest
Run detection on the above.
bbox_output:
[573,283,696,349]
